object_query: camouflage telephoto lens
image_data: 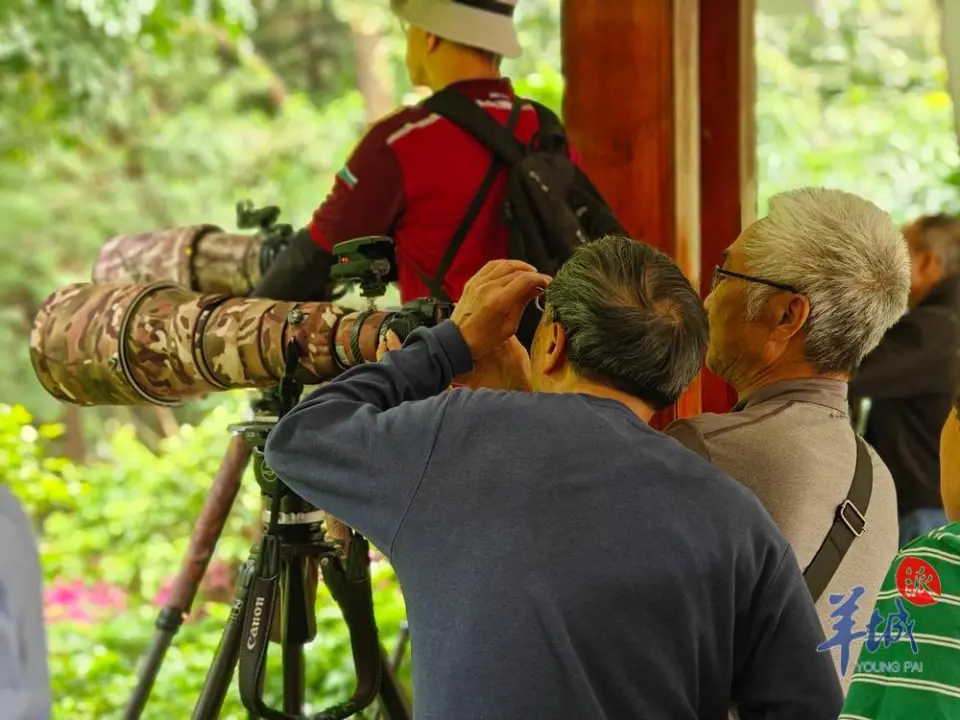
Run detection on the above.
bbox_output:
[92,225,264,295]
[28,282,386,407]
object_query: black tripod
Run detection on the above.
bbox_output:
[121,343,412,719]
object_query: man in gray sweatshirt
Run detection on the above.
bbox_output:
[265,237,842,719]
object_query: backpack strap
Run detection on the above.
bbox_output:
[528,100,569,155]
[418,92,523,301]
[424,88,527,164]
[803,435,874,602]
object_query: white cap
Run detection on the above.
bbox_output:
[392,0,522,59]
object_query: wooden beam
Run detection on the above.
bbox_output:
[698,0,756,414]
[561,0,701,428]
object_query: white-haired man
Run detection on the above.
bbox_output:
[666,188,910,691]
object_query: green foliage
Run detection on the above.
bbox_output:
[512,63,564,117]
[1,397,410,719]
[0,404,79,523]
[756,0,960,219]
[0,0,255,139]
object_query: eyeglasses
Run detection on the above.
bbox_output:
[535,292,546,313]
[710,266,799,295]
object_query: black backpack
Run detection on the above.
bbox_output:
[419,88,627,304]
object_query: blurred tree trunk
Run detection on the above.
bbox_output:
[62,406,87,462]
[941,0,960,148]
[252,0,351,106]
[350,24,394,125]
[154,407,180,438]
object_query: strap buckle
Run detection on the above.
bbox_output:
[837,499,866,538]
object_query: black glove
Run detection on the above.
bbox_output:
[251,227,336,302]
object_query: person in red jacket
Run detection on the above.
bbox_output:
[255,0,570,305]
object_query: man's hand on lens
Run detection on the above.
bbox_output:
[376,330,404,361]
[451,260,551,359]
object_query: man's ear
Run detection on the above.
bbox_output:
[770,293,810,341]
[425,32,441,53]
[542,321,567,375]
[918,248,942,277]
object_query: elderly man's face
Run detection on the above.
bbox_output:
[703,234,769,384]
[941,407,960,522]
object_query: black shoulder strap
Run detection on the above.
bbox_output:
[528,100,568,154]
[424,88,527,164]
[417,91,523,301]
[803,435,874,602]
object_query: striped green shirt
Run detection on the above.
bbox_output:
[840,522,960,719]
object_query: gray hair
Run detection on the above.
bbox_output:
[543,235,708,410]
[742,188,910,373]
[913,213,960,275]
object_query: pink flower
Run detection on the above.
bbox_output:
[152,577,174,608]
[44,578,128,624]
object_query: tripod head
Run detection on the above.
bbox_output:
[236,200,296,281]
[226,344,387,720]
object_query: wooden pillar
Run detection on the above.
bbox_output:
[561,0,755,424]
[561,0,701,429]
[698,0,756,414]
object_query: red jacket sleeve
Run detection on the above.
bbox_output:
[308,123,406,252]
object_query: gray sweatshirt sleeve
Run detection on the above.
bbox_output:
[264,319,475,554]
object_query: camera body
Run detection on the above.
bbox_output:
[235,200,295,277]
[331,236,454,344]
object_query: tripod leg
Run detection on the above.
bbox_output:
[124,435,250,720]
[389,622,409,672]
[376,643,413,720]
[192,550,259,720]
[280,553,319,713]
[374,622,411,720]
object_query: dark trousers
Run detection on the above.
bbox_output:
[899,507,949,547]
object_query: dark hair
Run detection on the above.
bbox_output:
[542,235,708,410]
[914,213,960,275]
[458,42,502,67]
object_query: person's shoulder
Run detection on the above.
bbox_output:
[439,389,632,432]
[442,387,560,415]
[875,523,960,595]
[868,524,960,617]
[667,410,751,436]
[900,522,960,554]
[365,103,439,148]
[664,411,758,458]
[349,104,434,153]
[0,486,39,571]
[898,301,960,337]
[0,485,32,532]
